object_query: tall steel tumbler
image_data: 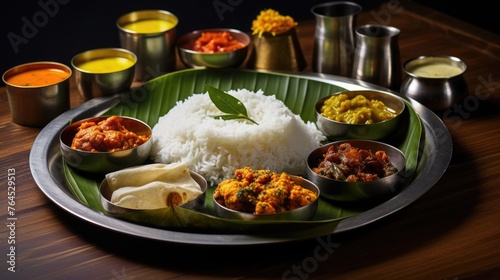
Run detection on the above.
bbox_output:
[117,10,178,82]
[311,1,362,77]
[351,25,402,91]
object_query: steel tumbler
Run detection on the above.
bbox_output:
[311,1,362,77]
[351,24,401,91]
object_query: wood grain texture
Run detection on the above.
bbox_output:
[1,1,499,279]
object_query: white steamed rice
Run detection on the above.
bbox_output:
[150,89,326,185]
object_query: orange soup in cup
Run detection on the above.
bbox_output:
[6,68,71,87]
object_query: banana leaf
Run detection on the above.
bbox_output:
[63,69,422,235]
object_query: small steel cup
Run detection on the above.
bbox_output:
[2,61,71,127]
[71,48,136,102]
[401,55,468,112]
[117,10,178,82]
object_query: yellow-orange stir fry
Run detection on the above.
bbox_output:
[251,9,297,37]
[214,167,317,214]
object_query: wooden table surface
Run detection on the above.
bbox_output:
[1,1,499,279]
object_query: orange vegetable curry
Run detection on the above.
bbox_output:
[71,116,150,152]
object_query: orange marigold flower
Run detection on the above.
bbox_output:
[251,9,298,38]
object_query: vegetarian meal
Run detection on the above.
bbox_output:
[312,142,398,182]
[189,31,246,53]
[320,93,397,124]
[106,163,203,210]
[214,167,317,214]
[251,9,298,37]
[150,88,325,185]
[71,115,150,152]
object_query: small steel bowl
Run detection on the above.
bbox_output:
[315,90,405,141]
[59,116,152,174]
[401,55,468,112]
[71,48,136,101]
[116,9,178,81]
[2,61,72,127]
[99,170,207,215]
[213,175,319,221]
[176,28,250,69]
[306,140,407,202]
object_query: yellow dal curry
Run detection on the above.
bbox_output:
[320,94,396,124]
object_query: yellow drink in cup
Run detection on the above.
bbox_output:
[117,10,178,81]
[77,57,135,73]
[71,48,137,101]
[121,19,175,33]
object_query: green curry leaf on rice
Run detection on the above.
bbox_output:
[62,69,422,235]
[206,85,259,125]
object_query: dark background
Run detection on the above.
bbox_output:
[1,0,495,84]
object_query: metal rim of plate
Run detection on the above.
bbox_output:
[29,70,453,246]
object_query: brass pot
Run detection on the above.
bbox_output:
[247,28,306,71]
